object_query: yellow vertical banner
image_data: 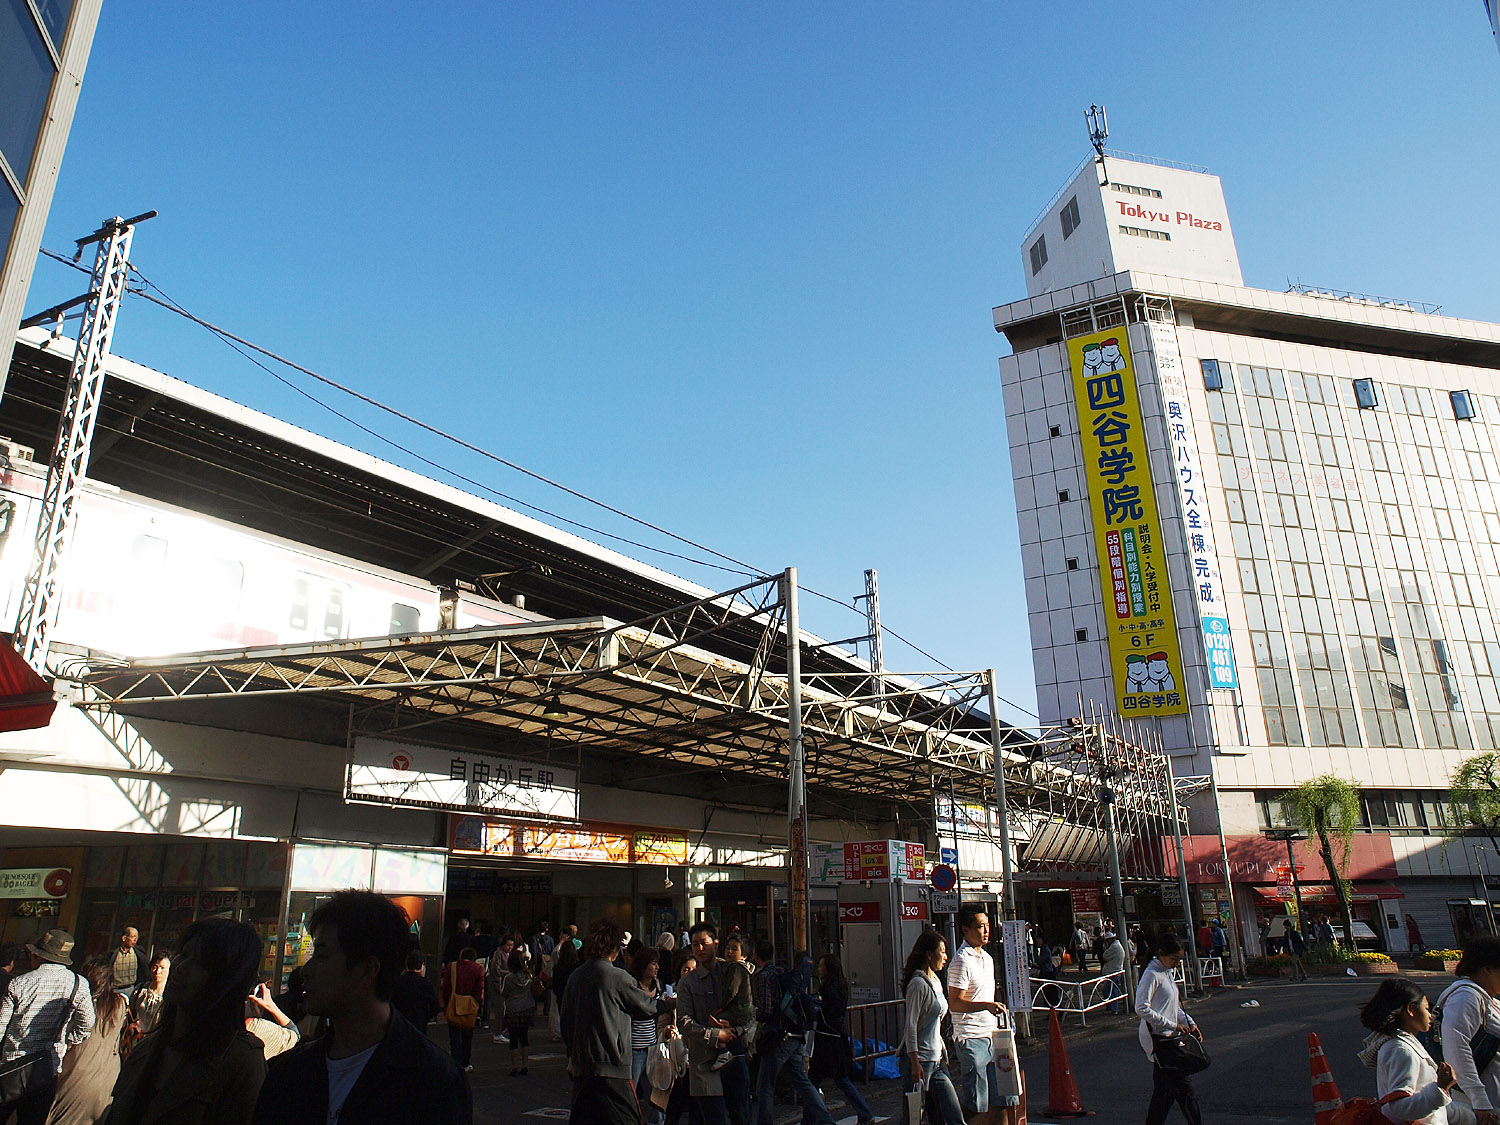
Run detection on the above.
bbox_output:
[1068,330,1188,716]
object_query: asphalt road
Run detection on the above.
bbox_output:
[453,970,1452,1122]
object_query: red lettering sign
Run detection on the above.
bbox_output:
[838,901,883,923]
[901,901,928,921]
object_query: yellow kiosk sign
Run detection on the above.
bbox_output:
[1069,330,1187,716]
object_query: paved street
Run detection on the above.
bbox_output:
[447,970,1452,1122]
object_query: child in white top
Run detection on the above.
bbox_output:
[1357,976,1469,1125]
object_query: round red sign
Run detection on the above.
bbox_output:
[43,869,70,898]
[391,755,410,771]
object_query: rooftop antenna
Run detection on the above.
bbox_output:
[1086,104,1109,186]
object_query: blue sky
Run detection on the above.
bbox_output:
[27,3,1500,725]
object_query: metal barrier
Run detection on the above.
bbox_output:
[1028,971,1128,1026]
[847,998,905,1083]
[1198,956,1224,986]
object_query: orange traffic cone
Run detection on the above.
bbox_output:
[1044,1007,1094,1117]
[1308,1032,1344,1125]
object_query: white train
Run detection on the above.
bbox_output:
[0,455,536,660]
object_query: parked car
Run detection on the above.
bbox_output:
[1330,921,1382,951]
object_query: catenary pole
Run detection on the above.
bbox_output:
[783,568,810,957]
[986,671,1015,920]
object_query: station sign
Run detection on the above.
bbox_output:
[348,735,579,819]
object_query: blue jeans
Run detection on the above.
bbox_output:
[914,1057,965,1125]
[803,1074,874,1124]
[634,1046,665,1125]
[955,1034,1013,1114]
[756,1034,834,1125]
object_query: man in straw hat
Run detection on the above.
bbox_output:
[0,929,94,1124]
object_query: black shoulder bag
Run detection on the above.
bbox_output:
[1151,1030,1211,1075]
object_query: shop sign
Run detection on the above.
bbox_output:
[633,832,688,865]
[900,901,929,921]
[935,797,990,838]
[838,901,882,923]
[1070,886,1103,913]
[521,825,632,864]
[347,736,579,819]
[809,843,846,884]
[841,840,926,883]
[1001,919,1032,1013]
[1069,329,1187,716]
[0,867,70,900]
[1147,321,1238,690]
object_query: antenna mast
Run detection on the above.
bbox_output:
[15,210,155,671]
[863,568,884,703]
[1086,104,1110,186]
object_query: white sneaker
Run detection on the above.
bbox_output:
[493,1034,504,1043]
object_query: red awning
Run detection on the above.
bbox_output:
[0,634,56,733]
[1253,882,1404,903]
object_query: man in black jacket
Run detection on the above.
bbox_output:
[253,891,471,1124]
[391,950,441,1031]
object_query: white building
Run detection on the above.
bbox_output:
[996,152,1500,953]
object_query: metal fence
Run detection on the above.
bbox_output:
[847,999,905,1082]
[1028,971,1127,1026]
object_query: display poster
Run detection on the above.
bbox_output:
[841,840,926,882]
[347,736,579,819]
[1001,918,1033,1012]
[1147,322,1240,690]
[0,868,70,899]
[1069,329,1188,715]
[449,815,685,866]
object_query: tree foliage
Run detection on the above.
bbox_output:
[1448,753,1500,855]
[1277,775,1361,944]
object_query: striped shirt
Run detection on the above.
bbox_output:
[631,981,661,1049]
[0,964,95,1074]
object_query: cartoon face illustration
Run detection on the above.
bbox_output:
[1099,338,1125,371]
[1081,343,1102,374]
[1124,655,1150,693]
[1146,652,1175,691]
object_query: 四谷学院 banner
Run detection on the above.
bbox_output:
[1069,329,1188,716]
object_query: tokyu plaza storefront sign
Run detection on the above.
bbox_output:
[1070,330,1188,716]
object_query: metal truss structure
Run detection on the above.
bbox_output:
[64,575,1187,874]
[16,214,153,671]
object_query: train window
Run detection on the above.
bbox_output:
[389,603,420,634]
[204,558,244,609]
[289,577,310,630]
[322,586,347,639]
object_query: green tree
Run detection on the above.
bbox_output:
[1447,752,1500,857]
[1278,775,1361,951]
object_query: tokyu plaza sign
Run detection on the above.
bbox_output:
[1070,330,1188,716]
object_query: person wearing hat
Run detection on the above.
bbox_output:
[0,929,95,1124]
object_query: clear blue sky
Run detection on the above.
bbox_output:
[27,2,1500,725]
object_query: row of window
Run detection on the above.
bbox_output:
[1255,790,1455,836]
[1109,182,1162,198]
[1201,361,1479,422]
[1030,194,1086,276]
[1119,225,1170,241]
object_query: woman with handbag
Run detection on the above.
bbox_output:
[440,946,483,1073]
[500,949,539,1076]
[1136,933,1205,1125]
[1358,977,1468,1125]
[1439,936,1500,1125]
[901,931,964,1125]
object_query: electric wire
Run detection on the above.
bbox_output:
[33,246,1040,720]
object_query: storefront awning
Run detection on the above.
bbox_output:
[0,633,56,733]
[1253,882,1405,903]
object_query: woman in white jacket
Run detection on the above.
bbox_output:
[1358,976,1471,1125]
[1440,938,1500,1125]
[1135,933,1203,1125]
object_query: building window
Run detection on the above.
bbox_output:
[1029,235,1048,275]
[1049,424,1062,438]
[1109,182,1163,199]
[1353,378,1379,409]
[1452,389,1476,420]
[0,0,59,188]
[1200,359,1224,391]
[1065,557,1079,571]
[1075,628,1089,642]
[1118,225,1171,241]
[1057,489,1070,503]
[1060,195,1081,239]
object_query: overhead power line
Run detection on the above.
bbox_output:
[32,246,1040,721]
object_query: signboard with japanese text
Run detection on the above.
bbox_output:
[841,840,926,883]
[347,736,579,819]
[1069,329,1188,716]
[838,901,882,923]
[1147,322,1239,690]
[520,825,631,863]
[1001,919,1033,1012]
[935,797,990,838]
[0,867,70,899]
[900,900,929,921]
[448,815,687,866]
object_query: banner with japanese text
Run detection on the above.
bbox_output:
[348,736,579,818]
[1069,329,1188,715]
[1147,321,1239,690]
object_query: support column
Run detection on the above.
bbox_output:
[986,671,1015,920]
[783,567,809,956]
[1166,757,1200,993]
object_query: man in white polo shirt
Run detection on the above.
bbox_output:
[947,907,1010,1123]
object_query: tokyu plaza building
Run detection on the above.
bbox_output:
[994,151,1500,952]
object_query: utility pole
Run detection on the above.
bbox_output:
[986,670,1015,919]
[783,568,810,957]
[16,211,155,671]
[863,569,884,704]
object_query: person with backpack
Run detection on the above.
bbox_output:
[527,923,557,1030]
[1439,937,1500,1124]
[1357,976,1464,1124]
[749,941,835,1125]
[500,949,539,1077]
[808,955,875,1125]
[901,931,964,1125]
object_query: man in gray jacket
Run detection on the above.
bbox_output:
[560,917,674,1124]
